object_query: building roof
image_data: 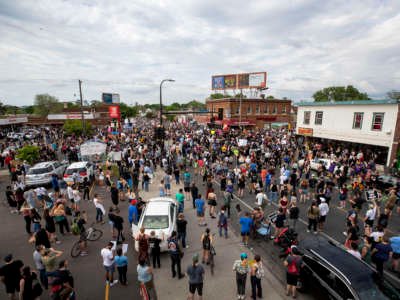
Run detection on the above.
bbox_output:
[296,99,398,107]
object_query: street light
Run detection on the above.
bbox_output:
[159,79,175,126]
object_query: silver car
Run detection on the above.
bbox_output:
[25,161,67,187]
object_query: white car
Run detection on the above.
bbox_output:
[298,158,338,172]
[132,197,178,252]
[25,161,67,187]
[63,161,94,185]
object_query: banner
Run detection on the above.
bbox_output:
[109,105,121,119]
[80,141,107,156]
[211,72,267,90]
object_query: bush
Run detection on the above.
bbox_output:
[16,145,40,165]
[63,120,92,136]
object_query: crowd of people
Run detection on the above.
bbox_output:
[0,119,399,299]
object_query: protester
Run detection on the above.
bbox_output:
[232,252,249,300]
[186,253,205,300]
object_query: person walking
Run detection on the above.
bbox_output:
[115,248,128,285]
[207,188,217,218]
[372,236,393,277]
[288,201,299,232]
[239,212,253,247]
[176,189,185,214]
[284,247,303,299]
[177,213,188,248]
[137,259,157,300]
[318,198,329,232]
[191,182,199,209]
[223,190,232,218]
[201,228,213,264]
[0,254,24,300]
[168,231,184,279]
[93,194,105,224]
[101,242,118,287]
[250,254,264,300]
[33,245,48,290]
[233,252,249,300]
[186,253,205,300]
[136,227,149,263]
[218,208,228,238]
[110,183,119,212]
[195,194,206,226]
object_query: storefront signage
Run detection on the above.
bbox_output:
[298,127,313,136]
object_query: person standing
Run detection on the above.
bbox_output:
[101,242,118,287]
[239,212,253,247]
[232,253,249,300]
[201,228,213,264]
[183,170,192,200]
[136,227,149,263]
[33,245,48,290]
[168,231,184,279]
[114,248,128,285]
[307,202,319,234]
[186,253,205,300]
[217,209,228,238]
[195,194,206,226]
[250,254,264,300]
[110,183,119,212]
[318,198,329,232]
[223,190,232,218]
[137,259,157,300]
[191,183,199,209]
[93,194,105,224]
[284,247,303,299]
[0,254,24,300]
[372,236,393,277]
[82,177,90,201]
[177,213,188,249]
[176,189,185,214]
[149,231,162,268]
[288,201,299,232]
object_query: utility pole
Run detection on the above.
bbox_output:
[239,88,243,130]
[78,79,86,136]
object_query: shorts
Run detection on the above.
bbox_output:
[392,253,400,260]
[241,231,250,236]
[318,215,326,223]
[184,186,191,192]
[189,283,203,295]
[104,264,115,273]
[197,211,204,217]
[286,272,298,286]
[208,199,217,206]
[365,219,374,227]
[165,183,171,190]
[5,283,19,294]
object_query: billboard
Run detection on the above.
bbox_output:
[102,93,120,104]
[108,105,121,119]
[211,72,267,90]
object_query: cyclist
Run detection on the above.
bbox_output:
[75,211,88,256]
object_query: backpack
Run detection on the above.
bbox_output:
[287,257,299,275]
[32,280,43,297]
[202,234,210,249]
[255,263,265,279]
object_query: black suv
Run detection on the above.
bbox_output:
[298,237,400,299]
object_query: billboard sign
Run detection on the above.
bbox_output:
[108,105,121,119]
[211,72,266,90]
[298,127,313,136]
[102,93,120,104]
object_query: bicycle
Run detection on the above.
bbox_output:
[71,223,103,257]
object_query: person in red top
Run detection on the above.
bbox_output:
[279,196,289,215]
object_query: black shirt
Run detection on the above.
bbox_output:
[0,260,24,287]
[149,237,161,251]
[177,219,187,233]
[289,207,300,219]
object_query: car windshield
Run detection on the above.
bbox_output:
[28,166,53,174]
[66,167,86,175]
[142,215,169,229]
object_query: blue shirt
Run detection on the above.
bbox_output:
[390,237,400,254]
[183,172,191,183]
[114,255,128,267]
[195,198,205,213]
[239,216,253,233]
[128,204,138,224]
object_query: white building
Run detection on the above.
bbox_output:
[296,100,400,167]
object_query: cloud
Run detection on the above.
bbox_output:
[0,0,399,106]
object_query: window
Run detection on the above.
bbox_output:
[352,112,363,129]
[372,113,384,131]
[247,106,252,114]
[264,105,268,114]
[282,105,286,114]
[256,105,260,114]
[315,111,323,125]
[303,111,311,125]
[235,106,240,114]
[272,105,277,114]
[142,215,169,229]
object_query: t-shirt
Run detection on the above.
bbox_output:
[195,198,205,213]
[0,260,23,287]
[33,250,44,270]
[176,193,185,204]
[187,264,205,284]
[101,248,114,267]
[374,243,393,261]
[183,172,191,184]
[239,217,253,233]
[149,237,161,250]
[275,214,286,228]
[137,265,152,283]
[114,255,128,267]
[177,219,187,233]
[42,254,57,272]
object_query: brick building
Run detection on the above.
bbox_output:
[205,98,293,129]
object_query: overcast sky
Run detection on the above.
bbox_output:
[0,0,399,106]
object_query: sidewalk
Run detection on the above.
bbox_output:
[146,171,285,300]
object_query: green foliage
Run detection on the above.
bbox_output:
[16,145,40,165]
[313,86,370,102]
[0,101,6,115]
[34,94,63,116]
[145,111,155,118]
[234,93,247,98]
[266,95,275,100]
[210,93,232,99]
[63,119,92,136]
[119,102,138,119]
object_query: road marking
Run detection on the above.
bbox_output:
[104,282,109,300]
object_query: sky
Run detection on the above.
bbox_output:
[0,0,399,106]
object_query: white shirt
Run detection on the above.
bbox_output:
[101,248,114,266]
[256,192,267,206]
[365,208,376,220]
[371,231,384,243]
[73,189,81,202]
[347,249,361,259]
[67,186,74,199]
[318,203,329,217]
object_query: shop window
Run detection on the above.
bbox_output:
[256,105,260,114]
[352,112,363,129]
[372,113,384,131]
[315,111,323,125]
[282,105,286,114]
[303,111,311,125]
[272,105,277,114]
[264,105,268,114]
[235,106,240,114]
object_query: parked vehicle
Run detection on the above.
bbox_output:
[298,158,339,173]
[64,161,95,185]
[132,197,177,252]
[298,237,400,299]
[376,175,399,193]
[25,161,67,187]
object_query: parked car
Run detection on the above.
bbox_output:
[298,158,339,173]
[376,175,399,193]
[7,132,24,140]
[63,161,95,186]
[298,237,400,299]
[132,197,177,252]
[24,129,40,140]
[25,161,67,187]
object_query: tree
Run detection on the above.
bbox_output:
[387,90,400,101]
[266,96,275,100]
[119,102,138,119]
[34,94,63,116]
[0,101,6,115]
[16,145,40,165]
[63,120,92,136]
[210,93,232,99]
[313,86,370,102]
[145,111,155,118]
